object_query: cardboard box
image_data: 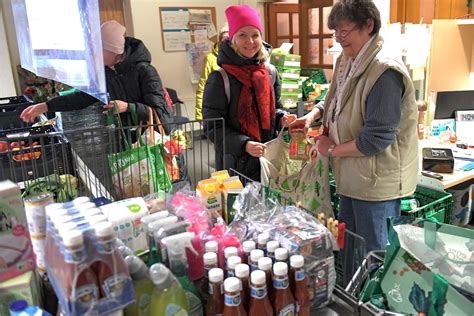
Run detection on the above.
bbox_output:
[281,68,301,80]
[0,271,40,316]
[0,181,35,282]
[197,178,223,217]
[222,176,244,224]
[282,93,299,109]
[271,52,301,68]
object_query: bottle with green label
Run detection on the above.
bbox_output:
[149,263,189,316]
[124,255,154,316]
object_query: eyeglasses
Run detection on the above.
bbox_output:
[332,25,358,41]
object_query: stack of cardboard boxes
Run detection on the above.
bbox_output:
[270,48,302,109]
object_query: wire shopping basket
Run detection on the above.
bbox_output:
[0,118,225,201]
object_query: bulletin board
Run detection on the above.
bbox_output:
[159,6,217,52]
[159,6,219,84]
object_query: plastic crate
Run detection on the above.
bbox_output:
[0,96,33,130]
[402,185,453,224]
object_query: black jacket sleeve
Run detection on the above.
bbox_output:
[136,63,173,133]
[202,71,250,157]
[46,91,98,112]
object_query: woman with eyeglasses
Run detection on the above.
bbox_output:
[288,0,418,257]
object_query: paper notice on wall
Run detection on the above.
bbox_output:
[207,23,217,38]
[163,30,191,52]
[161,8,189,30]
[186,42,213,84]
[194,29,208,43]
[189,9,212,24]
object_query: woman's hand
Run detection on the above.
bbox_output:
[315,135,335,157]
[20,102,48,123]
[103,100,128,114]
[281,113,297,127]
[289,116,312,135]
[245,141,267,158]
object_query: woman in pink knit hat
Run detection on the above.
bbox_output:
[202,5,293,181]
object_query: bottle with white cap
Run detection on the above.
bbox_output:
[266,240,279,262]
[224,246,238,271]
[201,252,218,296]
[61,229,99,307]
[205,268,224,316]
[275,247,289,264]
[271,262,295,315]
[258,256,274,298]
[249,249,264,272]
[248,270,273,316]
[290,255,310,316]
[222,277,246,316]
[257,232,270,254]
[235,263,250,310]
[205,240,218,254]
[226,256,241,278]
[242,240,255,265]
[149,263,189,315]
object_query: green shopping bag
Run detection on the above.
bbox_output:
[107,102,171,199]
[380,217,474,316]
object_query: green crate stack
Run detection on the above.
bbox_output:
[330,179,453,224]
[270,50,302,109]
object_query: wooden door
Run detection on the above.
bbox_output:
[266,3,300,54]
[99,0,125,25]
[299,0,333,69]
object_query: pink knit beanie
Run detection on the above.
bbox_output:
[101,20,126,54]
[225,5,262,39]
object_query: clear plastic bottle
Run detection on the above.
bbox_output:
[258,257,273,299]
[248,270,273,316]
[242,240,255,265]
[149,263,189,316]
[271,262,295,315]
[290,255,310,316]
[226,256,241,278]
[249,249,264,272]
[223,277,246,316]
[205,268,224,316]
[266,240,279,262]
[124,255,154,316]
[235,263,250,311]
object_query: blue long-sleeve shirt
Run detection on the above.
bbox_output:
[355,69,404,156]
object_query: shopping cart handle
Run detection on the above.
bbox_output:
[337,222,346,249]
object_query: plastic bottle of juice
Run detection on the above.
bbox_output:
[149,263,189,316]
[257,233,270,254]
[249,249,264,272]
[248,270,273,316]
[258,257,273,299]
[124,255,154,316]
[275,248,289,264]
[290,255,310,316]
[61,229,99,308]
[271,262,295,316]
[235,263,250,311]
[242,240,255,265]
[223,277,246,316]
[201,252,218,297]
[266,240,279,262]
[93,221,128,299]
[205,268,224,316]
[226,256,241,278]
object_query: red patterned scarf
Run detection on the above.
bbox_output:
[221,63,275,141]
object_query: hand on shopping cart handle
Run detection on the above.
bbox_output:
[20,102,48,123]
[102,100,128,114]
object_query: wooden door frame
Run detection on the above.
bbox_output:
[265,3,299,53]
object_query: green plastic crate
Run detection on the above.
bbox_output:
[402,186,453,224]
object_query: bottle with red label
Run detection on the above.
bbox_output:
[248,270,273,316]
[223,277,247,316]
[271,262,295,316]
[290,255,310,316]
